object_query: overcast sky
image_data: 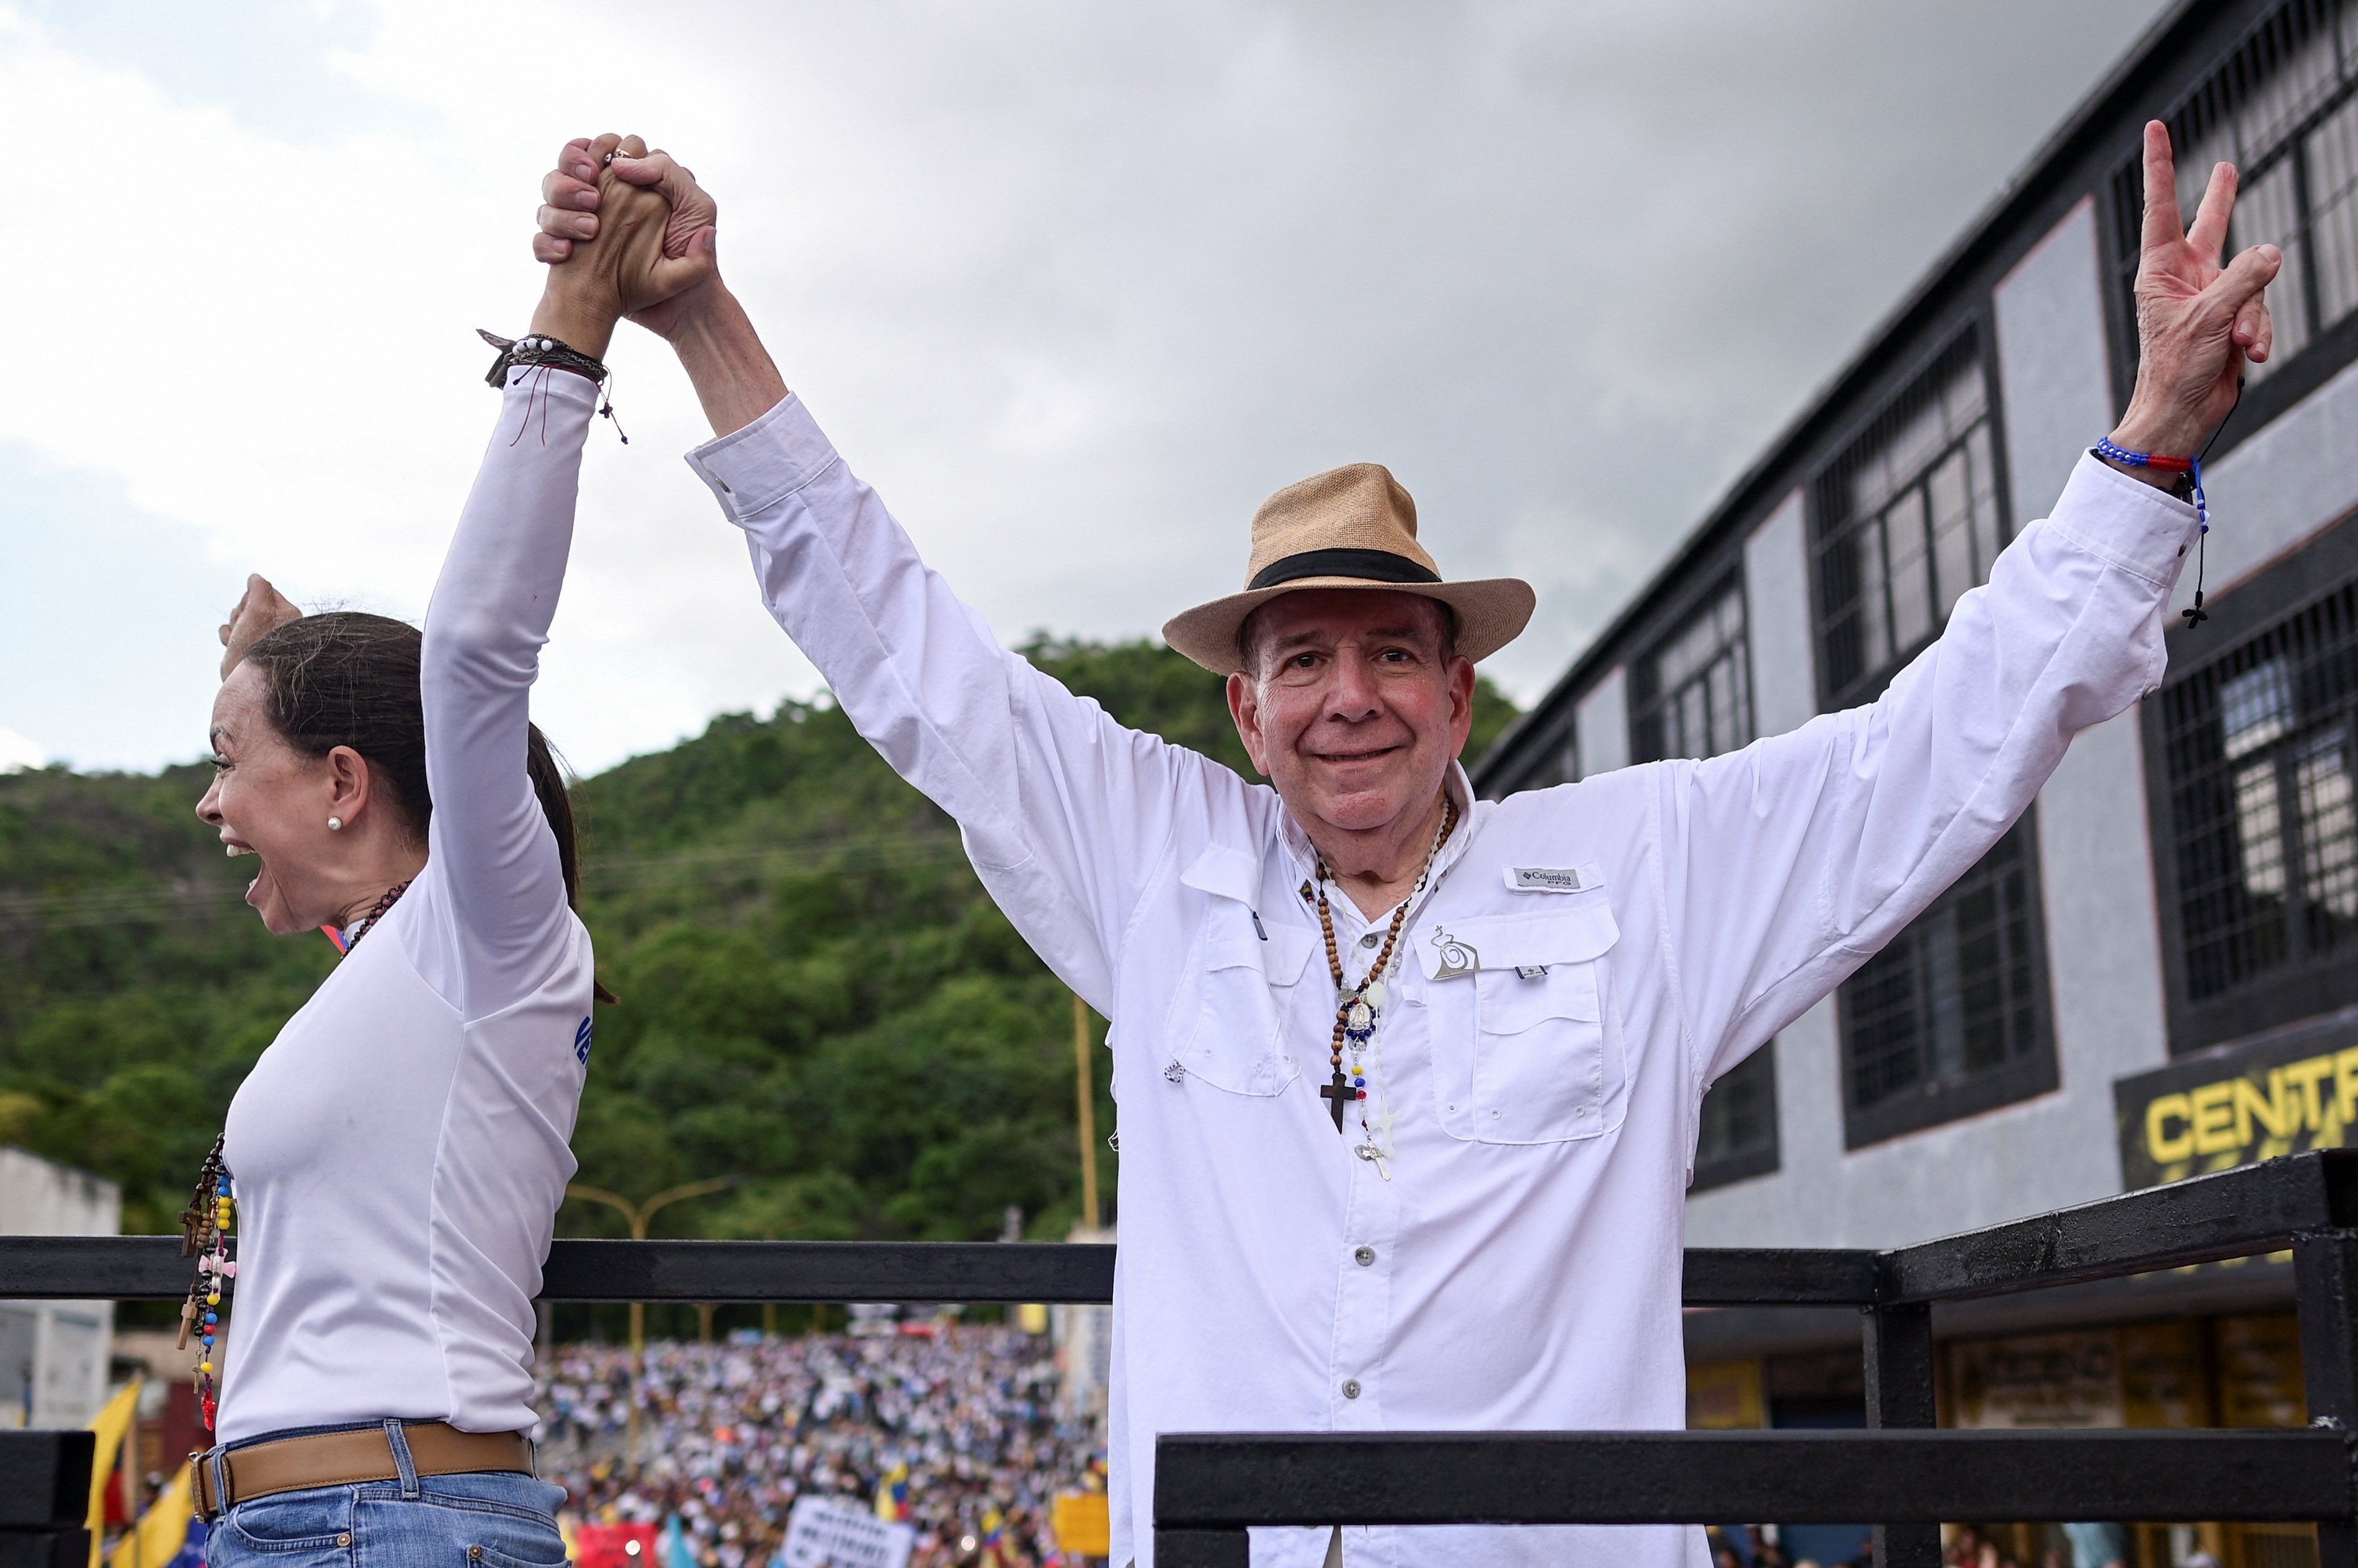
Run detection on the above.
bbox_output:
[0,0,2177,778]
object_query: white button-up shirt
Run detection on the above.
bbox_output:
[686,397,2197,1568]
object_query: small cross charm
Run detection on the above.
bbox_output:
[1319,1069,1356,1133]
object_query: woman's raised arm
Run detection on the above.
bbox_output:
[412,149,681,1018]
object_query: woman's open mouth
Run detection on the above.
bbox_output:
[223,842,267,905]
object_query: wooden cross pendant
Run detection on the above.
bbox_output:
[1320,1068,1355,1133]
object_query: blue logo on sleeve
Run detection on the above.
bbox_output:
[574,1016,594,1067]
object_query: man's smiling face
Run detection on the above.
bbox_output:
[1226,589,1476,839]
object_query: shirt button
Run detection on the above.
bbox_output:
[1359,932,1380,949]
[1354,1246,1375,1267]
[1342,1379,1362,1399]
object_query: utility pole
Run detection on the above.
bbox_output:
[1073,992,1101,1231]
[566,1177,731,1466]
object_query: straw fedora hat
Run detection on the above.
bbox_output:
[1162,462,1536,674]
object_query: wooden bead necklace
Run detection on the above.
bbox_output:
[1312,796,1456,1163]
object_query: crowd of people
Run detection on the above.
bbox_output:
[534,1324,1104,1567]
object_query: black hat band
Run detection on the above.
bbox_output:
[1248,548,1442,592]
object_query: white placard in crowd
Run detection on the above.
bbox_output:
[779,1496,915,1568]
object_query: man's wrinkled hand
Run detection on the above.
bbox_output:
[535,133,720,341]
[2114,120,2282,464]
[219,574,300,680]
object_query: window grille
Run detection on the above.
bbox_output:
[1630,577,1752,765]
[1838,820,2055,1148]
[1811,332,2009,710]
[1692,1045,1779,1190]
[2154,576,2358,1037]
[2110,0,2358,391]
[1629,576,1779,1188]
[1529,724,1582,790]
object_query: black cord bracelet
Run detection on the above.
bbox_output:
[477,329,628,443]
[479,328,607,386]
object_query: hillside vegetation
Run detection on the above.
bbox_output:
[0,637,1514,1245]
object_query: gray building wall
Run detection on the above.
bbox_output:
[1740,491,1815,739]
[1501,11,2358,1257]
[2199,350,2358,610]
[1689,199,2185,1247]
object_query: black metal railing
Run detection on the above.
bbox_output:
[1,1151,2350,1568]
[1154,1149,2358,1567]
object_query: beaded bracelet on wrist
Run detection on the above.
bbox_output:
[477,329,629,442]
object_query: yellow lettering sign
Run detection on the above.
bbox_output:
[2147,1094,2195,1164]
[2191,1081,2238,1155]
[2283,1056,2335,1132]
[2233,1072,2299,1144]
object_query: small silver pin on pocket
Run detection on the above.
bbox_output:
[1516,964,1549,980]
[1431,927,1478,979]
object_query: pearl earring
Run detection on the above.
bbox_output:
[327,816,344,832]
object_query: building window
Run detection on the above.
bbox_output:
[2110,0,2358,427]
[2148,538,2358,1053]
[1811,332,2009,711]
[1534,722,1581,790]
[1630,576,1752,765]
[1839,818,2058,1149]
[1630,576,1780,1190]
[1693,1047,1780,1191]
[1475,714,1578,798]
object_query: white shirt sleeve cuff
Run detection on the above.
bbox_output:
[682,393,842,523]
[2044,449,2202,587]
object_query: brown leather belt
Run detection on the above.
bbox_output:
[190,1422,533,1521]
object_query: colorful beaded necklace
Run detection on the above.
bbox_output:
[176,877,412,1431]
[1311,796,1455,1173]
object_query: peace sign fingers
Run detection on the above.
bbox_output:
[2185,157,2239,271]
[2140,120,2188,258]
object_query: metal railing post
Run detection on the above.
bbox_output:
[1865,1301,1940,1568]
[2295,1232,2358,1568]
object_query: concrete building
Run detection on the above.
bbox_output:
[1475,3,2347,1563]
[0,1146,119,1429]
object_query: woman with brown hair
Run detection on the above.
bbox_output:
[184,145,695,1559]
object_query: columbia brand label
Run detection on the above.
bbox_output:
[574,1016,594,1066]
[1512,866,1583,891]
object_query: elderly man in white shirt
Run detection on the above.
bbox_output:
[532,122,2275,1567]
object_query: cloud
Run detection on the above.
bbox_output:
[0,728,43,773]
[2,0,2171,773]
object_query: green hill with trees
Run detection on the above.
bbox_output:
[0,637,1514,1258]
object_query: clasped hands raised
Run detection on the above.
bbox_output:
[529,118,2279,468]
[527,133,722,360]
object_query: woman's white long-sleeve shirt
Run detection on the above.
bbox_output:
[218,370,597,1442]
[685,394,2199,1568]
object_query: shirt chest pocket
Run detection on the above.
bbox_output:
[1167,849,1316,1098]
[1420,898,1627,1144]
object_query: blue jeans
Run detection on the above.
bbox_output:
[202,1422,566,1568]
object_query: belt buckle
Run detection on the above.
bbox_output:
[189,1448,232,1523]
[187,1451,213,1522]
